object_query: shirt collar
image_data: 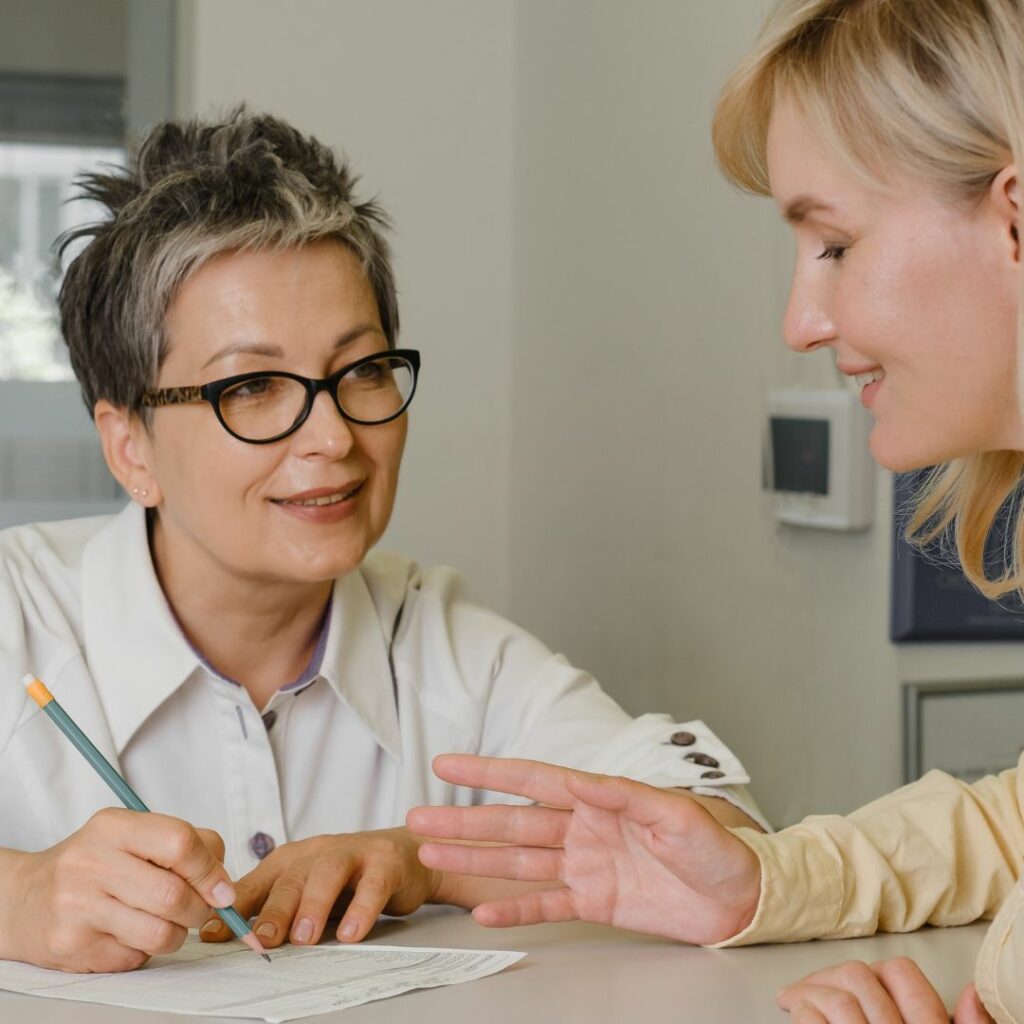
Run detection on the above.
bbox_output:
[82,504,403,761]
[82,504,200,756]
[320,570,403,762]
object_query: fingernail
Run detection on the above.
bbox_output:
[293,918,314,944]
[212,881,236,907]
[340,920,358,940]
[255,922,277,940]
[200,919,222,935]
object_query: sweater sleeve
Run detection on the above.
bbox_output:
[715,760,1024,947]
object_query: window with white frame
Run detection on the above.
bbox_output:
[0,72,125,381]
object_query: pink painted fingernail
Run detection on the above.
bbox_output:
[212,881,235,907]
[293,918,314,944]
[255,922,276,940]
[340,920,358,940]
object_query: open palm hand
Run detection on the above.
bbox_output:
[408,754,761,945]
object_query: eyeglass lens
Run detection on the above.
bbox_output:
[217,356,415,441]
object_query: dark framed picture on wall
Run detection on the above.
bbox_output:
[890,470,1024,642]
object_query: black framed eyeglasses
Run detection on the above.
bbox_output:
[141,348,420,444]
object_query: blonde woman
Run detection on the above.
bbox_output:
[409,1,1024,1020]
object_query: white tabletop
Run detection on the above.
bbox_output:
[0,907,988,1024]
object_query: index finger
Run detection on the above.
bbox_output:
[111,811,236,909]
[430,756,700,834]
[431,754,581,807]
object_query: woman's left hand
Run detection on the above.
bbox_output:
[778,958,994,1023]
[199,828,443,948]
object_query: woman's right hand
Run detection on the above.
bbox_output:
[407,754,761,945]
[0,808,234,973]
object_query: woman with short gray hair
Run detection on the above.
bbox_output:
[0,109,760,974]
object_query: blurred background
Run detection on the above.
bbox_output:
[1,0,1021,829]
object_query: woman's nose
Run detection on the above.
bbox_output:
[782,280,837,354]
[294,389,356,457]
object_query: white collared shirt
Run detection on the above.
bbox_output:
[0,506,764,878]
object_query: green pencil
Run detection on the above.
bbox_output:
[24,674,270,963]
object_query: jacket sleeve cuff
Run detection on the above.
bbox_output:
[709,825,844,947]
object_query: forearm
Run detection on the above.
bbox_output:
[720,768,1024,947]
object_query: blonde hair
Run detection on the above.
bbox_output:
[713,0,1024,599]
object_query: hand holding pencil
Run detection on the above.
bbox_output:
[0,676,269,974]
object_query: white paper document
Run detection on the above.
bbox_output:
[0,937,526,1021]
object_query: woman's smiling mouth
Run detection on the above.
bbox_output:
[853,369,885,409]
[853,368,885,390]
[837,363,886,410]
[274,482,364,505]
[271,482,366,519]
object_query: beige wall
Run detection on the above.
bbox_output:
[177,0,1024,826]
[507,0,875,826]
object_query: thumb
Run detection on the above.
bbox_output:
[954,983,996,1024]
[201,869,267,943]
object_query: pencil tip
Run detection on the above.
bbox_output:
[239,931,271,961]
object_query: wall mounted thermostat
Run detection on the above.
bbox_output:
[764,389,875,531]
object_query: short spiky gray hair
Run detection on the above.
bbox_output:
[58,108,399,416]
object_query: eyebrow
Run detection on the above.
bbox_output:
[201,324,386,369]
[782,196,838,224]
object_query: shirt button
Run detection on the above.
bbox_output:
[249,832,276,860]
[262,709,278,731]
[701,770,726,779]
[669,731,696,746]
[685,752,720,768]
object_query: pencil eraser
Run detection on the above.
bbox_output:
[24,676,54,708]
